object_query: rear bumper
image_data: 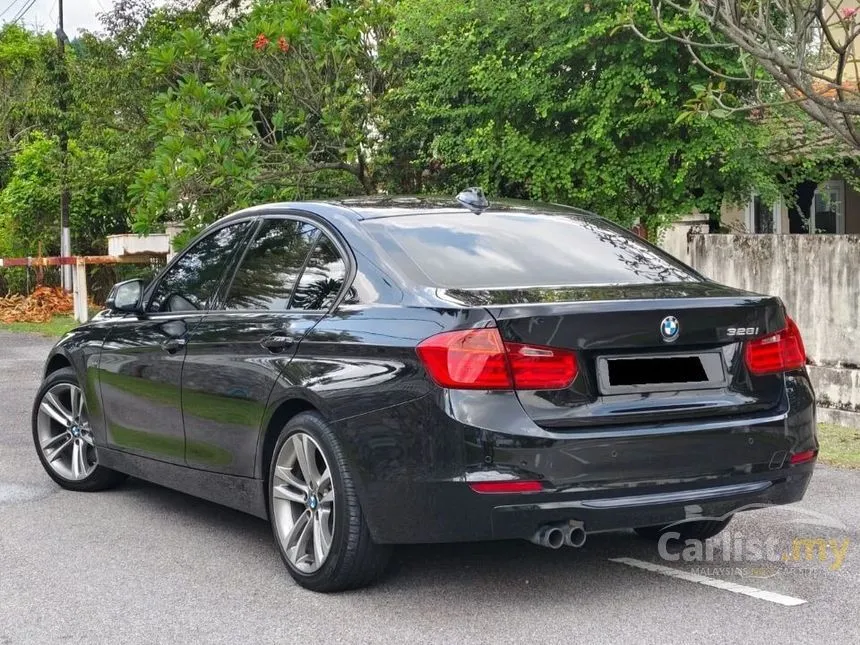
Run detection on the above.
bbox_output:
[356,464,813,543]
[333,374,817,544]
[487,465,813,540]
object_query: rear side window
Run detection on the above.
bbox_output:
[223,219,319,311]
[290,235,348,310]
[364,212,697,289]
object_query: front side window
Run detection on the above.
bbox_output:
[148,222,250,313]
[290,235,348,310]
[223,219,319,311]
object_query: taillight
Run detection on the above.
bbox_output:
[415,328,511,389]
[416,328,578,390]
[744,316,806,375]
[505,342,578,390]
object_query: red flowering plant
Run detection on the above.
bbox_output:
[132,0,388,238]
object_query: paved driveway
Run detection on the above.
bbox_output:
[1,331,858,644]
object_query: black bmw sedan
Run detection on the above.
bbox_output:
[32,192,817,591]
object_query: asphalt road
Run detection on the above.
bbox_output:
[1,331,858,645]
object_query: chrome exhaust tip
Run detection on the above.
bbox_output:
[565,525,586,548]
[531,525,565,549]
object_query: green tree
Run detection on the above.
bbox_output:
[131,0,393,241]
[382,0,840,233]
[0,132,128,258]
[0,25,57,184]
[0,2,217,264]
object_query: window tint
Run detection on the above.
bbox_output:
[364,212,697,289]
[149,222,250,313]
[290,235,348,310]
[223,219,319,311]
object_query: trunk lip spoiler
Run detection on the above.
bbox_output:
[483,295,780,312]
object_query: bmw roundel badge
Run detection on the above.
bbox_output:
[660,316,680,343]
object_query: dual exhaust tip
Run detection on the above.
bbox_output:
[531,520,586,549]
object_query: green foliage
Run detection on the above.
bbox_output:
[382,0,830,232]
[130,0,393,237]
[0,1,214,267]
[0,25,57,181]
[0,133,57,256]
[0,0,854,282]
[0,132,129,258]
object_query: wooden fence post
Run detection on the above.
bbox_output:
[73,258,88,323]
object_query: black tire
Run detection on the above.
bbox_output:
[635,517,732,542]
[32,367,127,492]
[268,411,391,592]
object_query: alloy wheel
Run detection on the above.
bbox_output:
[36,383,97,481]
[271,432,336,574]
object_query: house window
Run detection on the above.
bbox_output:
[745,192,782,233]
[810,180,845,234]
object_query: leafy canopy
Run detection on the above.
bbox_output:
[131,0,393,240]
[383,0,819,231]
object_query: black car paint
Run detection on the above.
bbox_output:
[180,310,323,475]
[42,197,817,544]
[98,314,196,464]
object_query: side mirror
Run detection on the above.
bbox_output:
[106,279,145,313]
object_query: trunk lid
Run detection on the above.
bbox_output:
[456,282,788,428]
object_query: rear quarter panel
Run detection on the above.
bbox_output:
[257,305,490,484]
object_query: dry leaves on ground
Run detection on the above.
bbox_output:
[0,287,74,323]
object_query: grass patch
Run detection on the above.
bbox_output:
[817,423,860,469]
[0,315,79,337]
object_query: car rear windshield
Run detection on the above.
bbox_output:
[363,211,698,289]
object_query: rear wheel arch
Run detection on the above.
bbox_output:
[258,398,320,483]
[268,408,391,590]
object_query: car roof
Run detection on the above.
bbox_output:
[335,195,597,220]
[217,195,597,226]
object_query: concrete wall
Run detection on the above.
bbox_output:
[661,230,860,428]
[659,213,709,259]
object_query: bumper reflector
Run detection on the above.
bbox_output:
[789,449,818,465]
[469,480,543,494]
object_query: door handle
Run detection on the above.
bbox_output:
[161,337,187,354]
[260,334,295,353]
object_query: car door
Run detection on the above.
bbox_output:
[180,215,349,476]
[98,221,253,464]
